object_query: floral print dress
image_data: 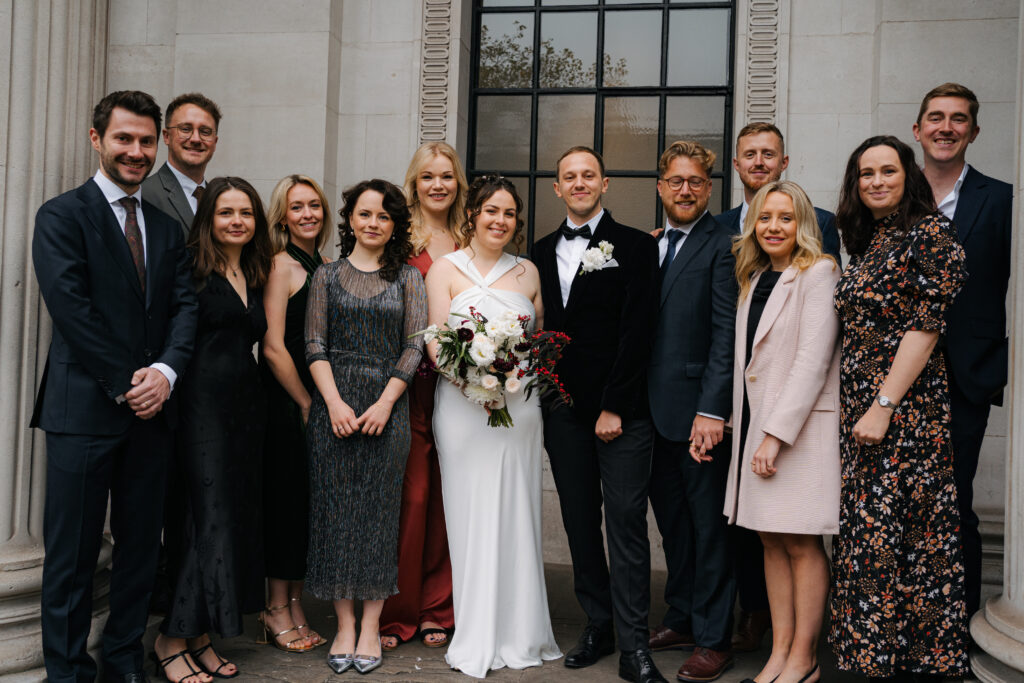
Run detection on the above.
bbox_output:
[829,211,969,677]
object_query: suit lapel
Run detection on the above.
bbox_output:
[952,166,987,244]
[565,214,612,313]
[751,266,797,349]
[535,232,565,321]
[160,163,195,229]
[660,213,713,307]
[80,180,145,303]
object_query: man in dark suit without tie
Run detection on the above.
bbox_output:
[531,146,665,683]
[647,141,737,683]
[913,82,1013,619]
[142,92,220,236]
[32,90,198,683]
[717,123,842,265]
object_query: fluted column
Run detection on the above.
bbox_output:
[0,1,110,678]
[970,10,1024,682]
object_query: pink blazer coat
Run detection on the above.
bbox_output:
[723,259,842,535]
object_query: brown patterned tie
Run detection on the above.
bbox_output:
[192,185,204,204]
[119,197,146,291]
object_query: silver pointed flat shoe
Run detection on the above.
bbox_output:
[352,653,382,674]
[327,653,354,674]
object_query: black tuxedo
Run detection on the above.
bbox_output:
[32,177,197,682]
[945,165,1013,616]
[142,162,196,236]
[531,212,659,651]
[647,212,738,650]
[718,203,842,265]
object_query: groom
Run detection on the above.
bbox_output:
[532,146,663,683]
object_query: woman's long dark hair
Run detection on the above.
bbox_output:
[188,176,273,287]
[459,174,525,253]
[835,135,936,256]
[337,179,412,282]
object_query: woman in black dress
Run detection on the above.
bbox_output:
[829,136,969,681]
[258,175,332,652]
[153,177,273,683]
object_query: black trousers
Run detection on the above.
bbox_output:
[41,419,170,682]
[649,430,736,651]
[544,405,654,651]
[947,371,992,618]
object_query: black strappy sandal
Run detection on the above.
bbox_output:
[149,649,207,683]
[189,642,239,679]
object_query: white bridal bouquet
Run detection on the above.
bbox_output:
[416,307,572,428]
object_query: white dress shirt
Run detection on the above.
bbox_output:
[167,162,206,215]
[555,209,605,307]
[739,200,750,231]
[937,162,969,221]
[93,169,177,390]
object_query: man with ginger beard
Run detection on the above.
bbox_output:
[647,140,737,682]
[143,92,220,236]
[718,122,841,265]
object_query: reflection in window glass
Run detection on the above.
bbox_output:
[475,96,532,170]
[666,96,727,173]
[479,13,534,88]
[603,97,659,171]
[668,9,730,87]
[482,0,532,5]
[541,0,592,4]
[503,177,531,255]
[540,12,597,88]
[603,11,661,87]
[537,95,595,171]
[605,177,658,230]
[533,178,569,243]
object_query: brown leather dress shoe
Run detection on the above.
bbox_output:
[676,647,733,682]
[731,610,771,652]
[648,624,696,651]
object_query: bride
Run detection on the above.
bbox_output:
[424,175,562,678]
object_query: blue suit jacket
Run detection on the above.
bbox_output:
[946,166,1013,406]
[717,203,842,266]
[30,178,198,434]
[648,212,737,441]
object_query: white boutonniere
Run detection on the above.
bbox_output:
[579,240,617,275]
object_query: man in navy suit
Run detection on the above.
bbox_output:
[142,92,220,236]
[713,122,840,651]
[913,82,1013,619]
[32,90,197,682]
[647,141,737,682]
[717,123,842,265]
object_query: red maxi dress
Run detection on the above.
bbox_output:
[379,249,455,641]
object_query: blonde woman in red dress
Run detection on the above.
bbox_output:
[379,142,469,651]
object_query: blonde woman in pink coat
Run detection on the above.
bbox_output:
[720,181,840,683]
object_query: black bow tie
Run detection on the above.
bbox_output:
[560,222,592,241]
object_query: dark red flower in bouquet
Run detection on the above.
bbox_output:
[457,327,474,342]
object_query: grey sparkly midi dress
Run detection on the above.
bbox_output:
[304,259,427,600]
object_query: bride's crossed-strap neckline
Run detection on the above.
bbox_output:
[444,250,521,290]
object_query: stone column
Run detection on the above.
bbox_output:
[0,1,110,679]
[969,11,1024,683]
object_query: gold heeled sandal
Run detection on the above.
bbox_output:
[257,604,314,653]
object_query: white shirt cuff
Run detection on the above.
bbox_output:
[151,362,177,392]
[696,412,724,421]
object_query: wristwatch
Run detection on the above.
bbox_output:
[876,394,895,409]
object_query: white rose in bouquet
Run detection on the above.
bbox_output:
[469,335,496,365]
[422,324,440,343]
[505,377,522,393]
[480,374,500,390]
[464,382,502,406]
[484,320,505,341]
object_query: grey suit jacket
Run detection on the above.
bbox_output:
[142,162,195,236]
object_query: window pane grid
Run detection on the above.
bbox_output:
[470,0,735,242]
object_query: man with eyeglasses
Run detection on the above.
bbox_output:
[647,140,738,682]
[143,93,220,235]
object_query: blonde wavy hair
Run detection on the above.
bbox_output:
[733,180,835,302]
[266,174,333,254]
[403,142,469,255]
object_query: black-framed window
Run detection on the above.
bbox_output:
[469,0,735,244]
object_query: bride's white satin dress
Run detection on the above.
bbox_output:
[433,251,561,678]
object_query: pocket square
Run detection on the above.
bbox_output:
[603,258,620,269]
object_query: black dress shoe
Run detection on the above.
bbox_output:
[104,671,149,683]
[564,624,615,668]
[619,649,668,683]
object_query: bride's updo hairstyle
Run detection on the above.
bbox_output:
[460,174,525,253]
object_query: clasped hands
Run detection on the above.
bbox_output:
[326,397,394,438]
[688,414,725,463]
[125,367,170,419]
